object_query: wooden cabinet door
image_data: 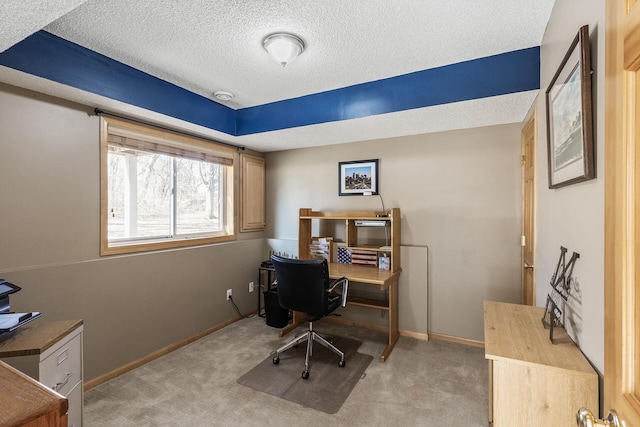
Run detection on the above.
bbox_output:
[240,154,265,232]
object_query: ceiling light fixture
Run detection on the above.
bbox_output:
[213,91,234,101]
[262,32,305,67]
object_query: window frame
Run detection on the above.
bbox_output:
[100,116,237,256]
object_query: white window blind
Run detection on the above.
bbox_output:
[103,116,235,166]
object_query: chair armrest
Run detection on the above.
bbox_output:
[329,277,349,307]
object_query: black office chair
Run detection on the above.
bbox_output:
[270,255,349,379]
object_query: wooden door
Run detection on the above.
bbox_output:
[583,0,640,425]
[521,112,536,306]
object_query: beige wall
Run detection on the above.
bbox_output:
[265,124,523,341]
[0,84,264,381]
[531,0,605,373]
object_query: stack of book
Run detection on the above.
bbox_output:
[309,237,331,259]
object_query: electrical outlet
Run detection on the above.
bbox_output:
[249,281,255,293]
[226,289,232,300]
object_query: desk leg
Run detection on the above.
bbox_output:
[257,269,262,317]
[279,310,304,337]
[258,268,276,318]
[380,277,400,362]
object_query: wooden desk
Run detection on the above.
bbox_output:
[0,360,68,427]
[484,301,598,426]
[280,262,401,362]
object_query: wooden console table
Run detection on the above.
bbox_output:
[484,301,598,426]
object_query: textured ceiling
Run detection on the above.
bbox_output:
[0,0,87,52]
[0,1,555,152]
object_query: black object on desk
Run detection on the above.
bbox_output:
[0,279,42,333]
[0,312,41,333]
[0,279,21,313]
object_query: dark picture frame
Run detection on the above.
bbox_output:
[338,159,378,196]
[545,25,594,189]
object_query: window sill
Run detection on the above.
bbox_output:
[100,234,237,256]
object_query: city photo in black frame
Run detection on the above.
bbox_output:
[338,159,379,196]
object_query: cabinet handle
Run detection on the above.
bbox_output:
[52,371,73,392]
[57,347,69,365]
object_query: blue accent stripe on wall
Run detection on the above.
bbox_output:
[236,47,540,135]
[0,31,539,137]
[0,31,236,135]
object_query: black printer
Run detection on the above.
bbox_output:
[0,279,41,333]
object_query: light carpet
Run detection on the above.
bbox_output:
[84,317,488,426]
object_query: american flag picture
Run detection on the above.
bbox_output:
[337,248,352,264]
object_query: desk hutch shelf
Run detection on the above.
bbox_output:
[281,208,402,362]
[298,208,401,275]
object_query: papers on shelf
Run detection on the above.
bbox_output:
[310,237,331,260]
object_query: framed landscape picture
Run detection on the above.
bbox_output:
[545,25,595,189]
[338,159,378,196]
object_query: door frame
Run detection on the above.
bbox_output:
[603,0,640,424]
[521,111,536,306]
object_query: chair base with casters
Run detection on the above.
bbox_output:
[272,319,346,379]
[269,255,349,380]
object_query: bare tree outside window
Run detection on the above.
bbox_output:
[107,147,224,241]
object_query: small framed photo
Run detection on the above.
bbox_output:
[545,25,595,189]
[338,159,378,196]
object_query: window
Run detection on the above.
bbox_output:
[100,116,236,255]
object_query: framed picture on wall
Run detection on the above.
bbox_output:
[545,25,595,189]
[338,159,378,196]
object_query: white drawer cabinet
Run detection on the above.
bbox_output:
[0,320,84,427]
